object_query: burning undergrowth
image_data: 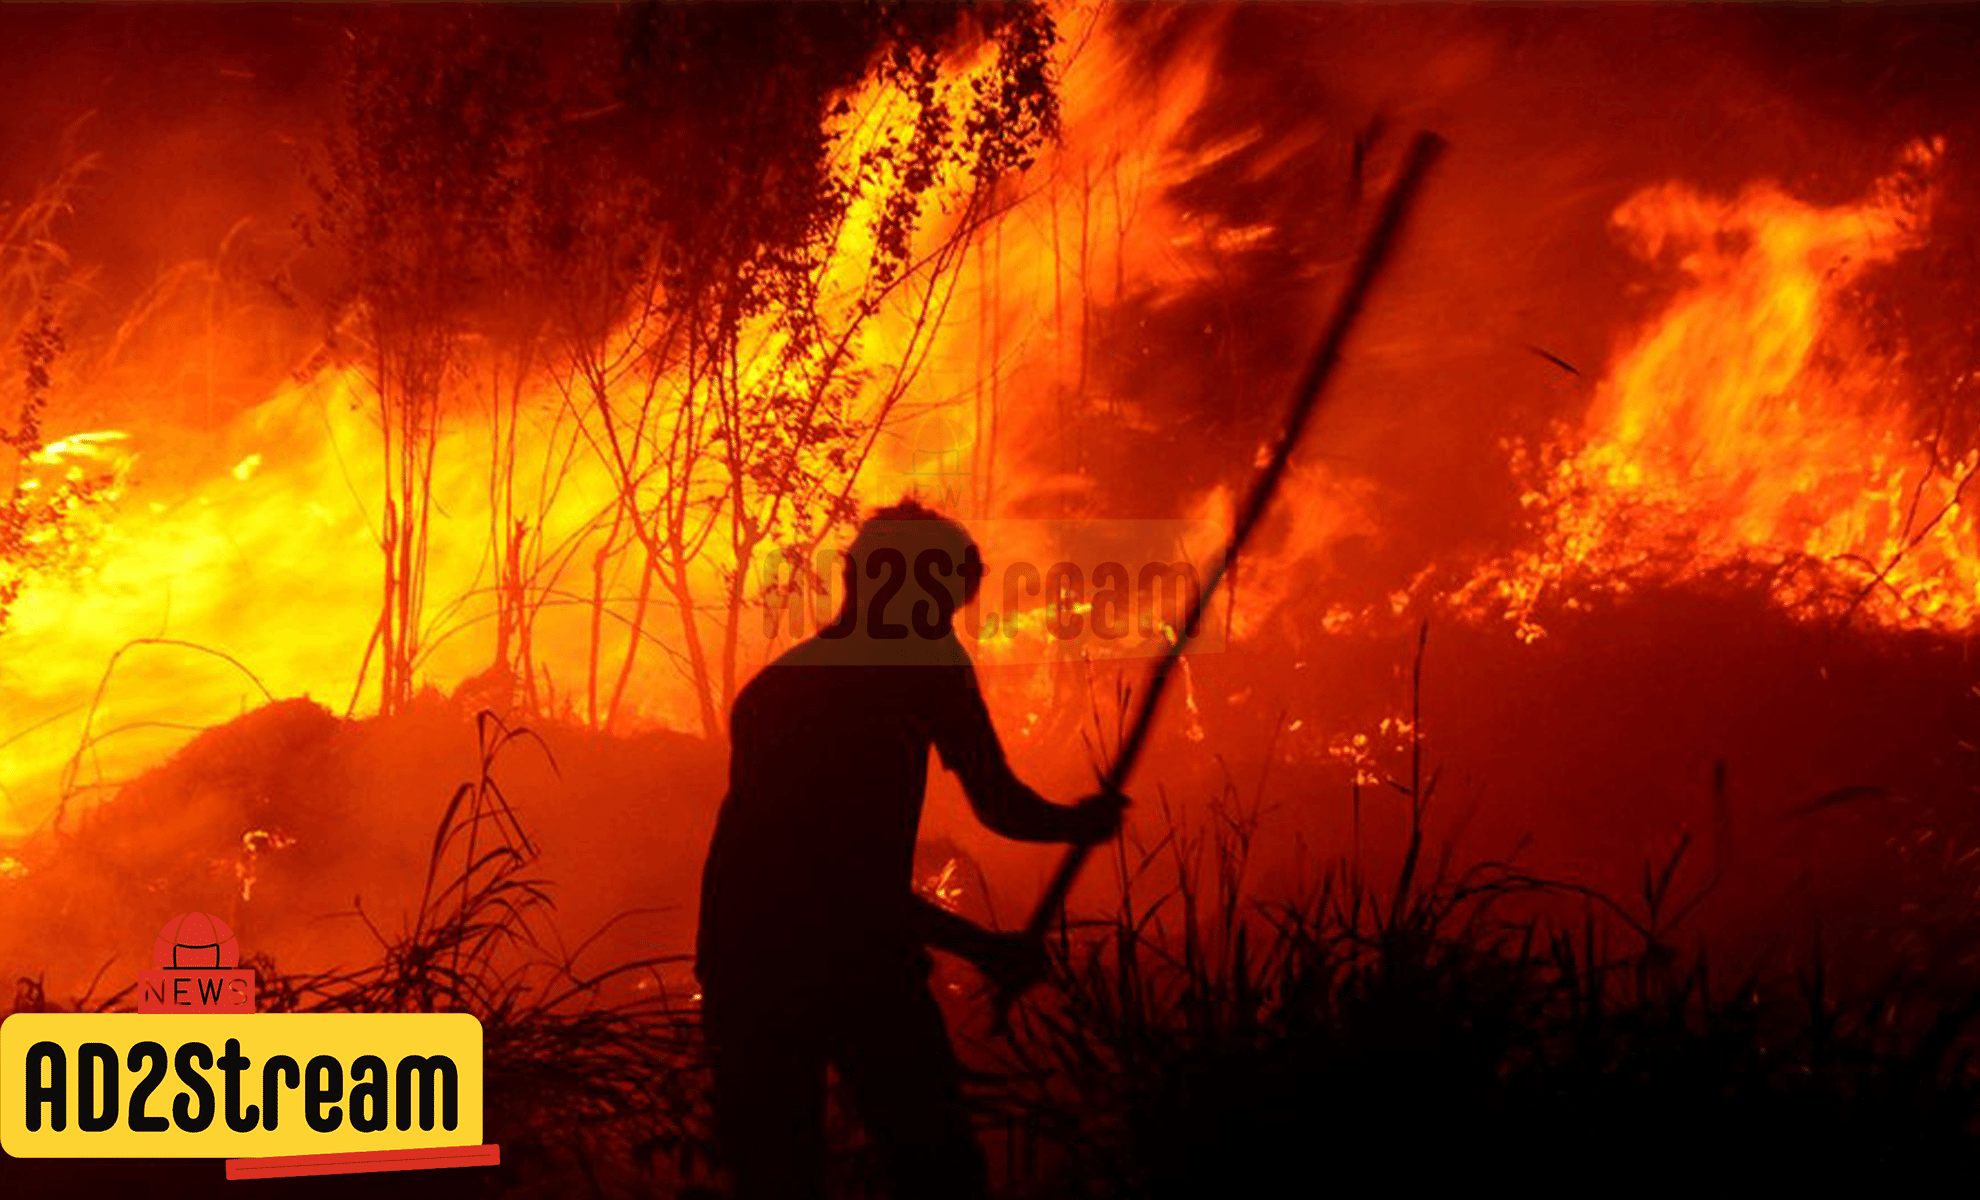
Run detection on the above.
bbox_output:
[0,692,726,1008]
[1447,137,1977,643]
[15,689,1980,1197]
[6,711,718,1198]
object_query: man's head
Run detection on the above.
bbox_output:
[835,498,984,637]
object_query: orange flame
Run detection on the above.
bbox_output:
[1457,139,1976,640]
[0,8,1249,837]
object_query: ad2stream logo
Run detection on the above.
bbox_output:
[1,912,498,1179]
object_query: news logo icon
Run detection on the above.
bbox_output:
[153,911,240,970]
[137,911,255,1014]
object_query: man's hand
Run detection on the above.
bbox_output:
[1067,788,1128,845]
[970,929,1049,1000]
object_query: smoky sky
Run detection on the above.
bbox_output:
[1,6,338,324]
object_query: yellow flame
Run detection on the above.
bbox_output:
[918,856,966,914]
[1458,139,1976,639]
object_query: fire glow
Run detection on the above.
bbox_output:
[0,4,1976,888]
[1456,137,1978,642]
[8,18,1980,1190]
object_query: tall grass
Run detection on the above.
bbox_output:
[244,711,717,1197]
[983,640,1980,1195]
[13,690,1980,1197]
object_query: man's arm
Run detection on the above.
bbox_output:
[907,893,997,959]
[906,894,1047,994]
[933,668,1115,843]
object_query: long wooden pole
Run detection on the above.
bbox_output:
[1000,130,1447,1017]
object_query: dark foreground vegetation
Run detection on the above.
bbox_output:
[9,708,1980,1199]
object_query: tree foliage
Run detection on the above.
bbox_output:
[303,2,1060,728]
[0,153,118,639]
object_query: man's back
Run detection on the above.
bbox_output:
[695,629,979,995]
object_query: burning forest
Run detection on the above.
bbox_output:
[6,2,1980,1195]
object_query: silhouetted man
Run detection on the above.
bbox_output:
[696,500,1124,1200]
